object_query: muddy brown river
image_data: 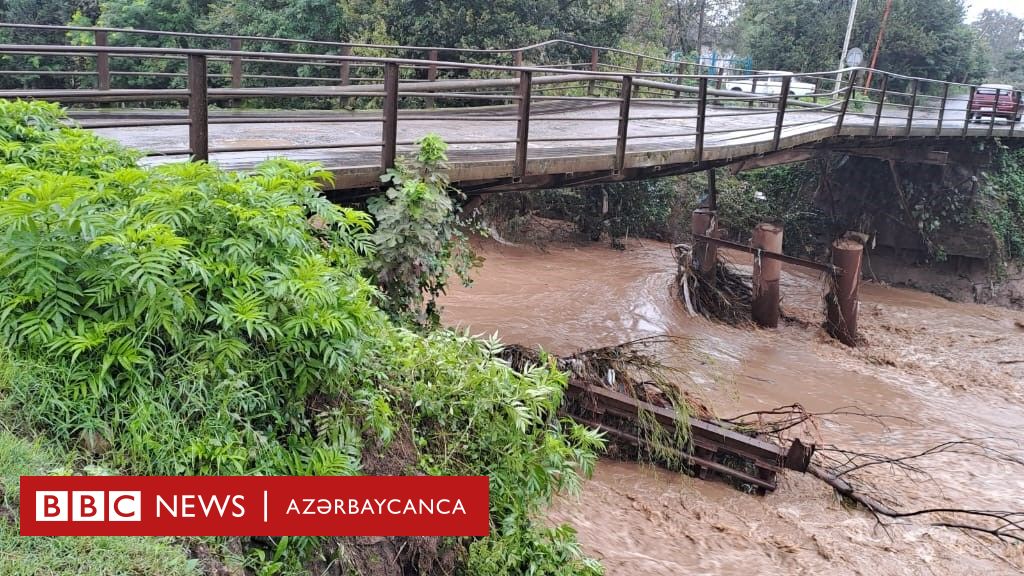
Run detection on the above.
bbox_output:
[442,239,1024,575]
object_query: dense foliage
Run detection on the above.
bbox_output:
[981,145,1024,263]
[0,100,603,575]
[522,179,679,243]
[734,0,988,84]
[973,9,1024,85]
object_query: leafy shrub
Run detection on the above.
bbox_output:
[367,134,477,325]
[0,100,603,574]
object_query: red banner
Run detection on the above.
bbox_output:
[19,476,489,537]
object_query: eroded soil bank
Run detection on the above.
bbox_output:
[441,239,1024,575]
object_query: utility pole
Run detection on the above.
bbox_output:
[695,0,707,72]
[836,0,859,87]
[864,0,893,93]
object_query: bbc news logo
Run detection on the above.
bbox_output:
[36,491,141,522]
[21,476,489,537]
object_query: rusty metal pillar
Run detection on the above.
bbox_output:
[751,223,783,328]
[826,239,863,346]
[691,209,718,279]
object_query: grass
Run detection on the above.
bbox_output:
[0,417,203,576]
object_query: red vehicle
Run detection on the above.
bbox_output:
[969,83,1022,123]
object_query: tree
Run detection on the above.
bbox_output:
[201,0,348,43]
[735,0,989,84]
[373,0,630,52]
[973,9,1023,57]
[96,0,211,45]
[973,9,1024,83]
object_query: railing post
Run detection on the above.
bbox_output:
[988,88,1000,137]
[633,56,643,97]
[772,75,791,150]
[94,30,109,90]
[615,75,633,173]
[514,70,532,182]
[904,78,919,136]
[381,62,399,171]
[715,66,725,91]
[339,45,352,85]
[513,50,523,67]
[749,76,758,107]
[812,77,821,104]
[695,77,708,164]
[229,38,242,88]
[674,60,686,98]
[963,86,976,136]
[588,47,599,96]
[835,69,858,135]
[425,49,439,109]
[187,54,208,162]
[872,74,888,137]
[1010,90,1021,138]
[936,82,949,135]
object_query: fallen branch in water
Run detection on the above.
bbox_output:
[734,405,1024,546]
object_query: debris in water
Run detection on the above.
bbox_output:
[673,243,754,325]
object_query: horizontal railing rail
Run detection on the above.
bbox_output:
[0,22,1020,191]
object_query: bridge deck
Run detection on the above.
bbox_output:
[81,97,1017,193]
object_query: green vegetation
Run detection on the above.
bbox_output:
[0,428,203,576]
[367,134,477,326]
[980,145,1024,263]
[0,100,604,575]
[520,179,679,243]
[493,166,825,256]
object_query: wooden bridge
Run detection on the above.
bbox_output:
[2,23,1022,197]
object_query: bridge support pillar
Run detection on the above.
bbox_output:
[690,209,718,279]
[751,223,783,328]
[826,238,863,346]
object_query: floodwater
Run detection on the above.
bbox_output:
[441,238,1024,575]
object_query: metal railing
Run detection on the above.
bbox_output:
[0,22,1021,189]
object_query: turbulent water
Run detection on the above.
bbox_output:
[441,239,1024,576]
